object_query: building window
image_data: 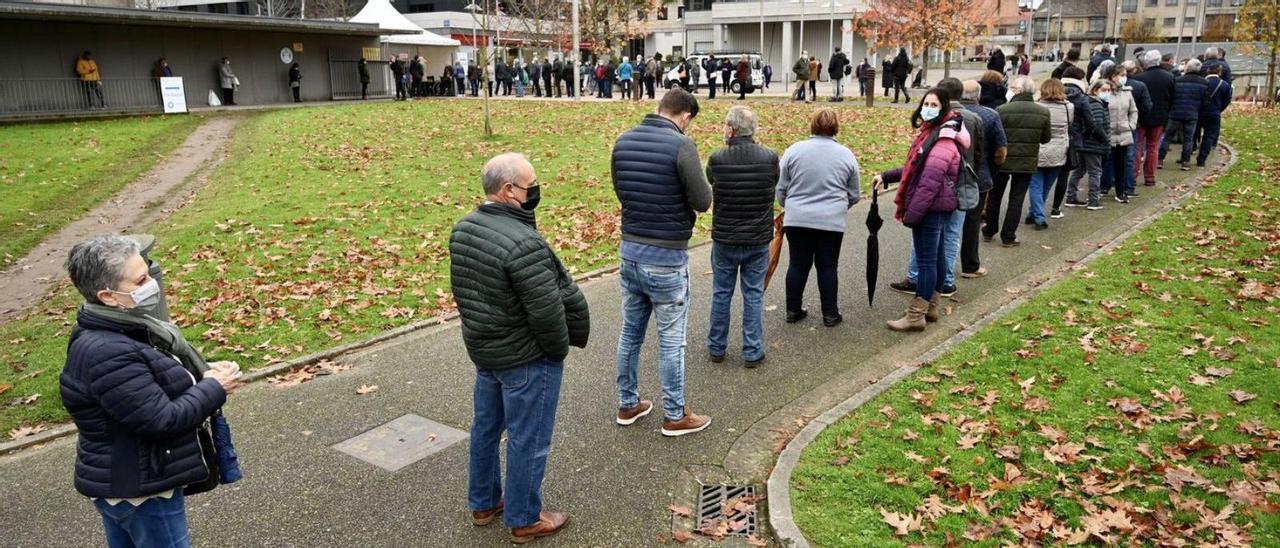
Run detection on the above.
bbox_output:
[656,6,668,19]
[1166,0,1178,5]
[1208,0,1222,5]
[1187,0,1197,4]
[1122,0,1137,13]
[1074,20,1084,32]
[406,3,435,12]
[1163,16,1175,27]
[677,6,685,18]
[1145,0,1157,5]
[1184,16,1195,26]
[1089,18,1105,32]
[687,0,713,11]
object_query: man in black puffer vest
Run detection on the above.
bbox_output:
[611,88,713,437]
[705,106,779,368]
[449,153,588,544]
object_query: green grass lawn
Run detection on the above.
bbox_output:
[791,109,1280,546]
[0,99,913,437]
[0,115,203,268]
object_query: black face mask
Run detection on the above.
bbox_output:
[519,185,541,211]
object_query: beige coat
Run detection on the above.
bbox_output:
[1108,85,1139,147]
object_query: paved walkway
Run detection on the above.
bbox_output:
[0,147,1223,546]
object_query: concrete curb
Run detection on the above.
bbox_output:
[0,239,713,455]
[765,144,1238,547]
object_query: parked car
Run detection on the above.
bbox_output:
[665,52,765,95]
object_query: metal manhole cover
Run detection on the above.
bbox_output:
[333,414,468,472]
[694,483,760,538]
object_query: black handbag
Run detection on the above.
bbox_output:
[184,419,221,496]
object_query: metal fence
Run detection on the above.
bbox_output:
[328,57,393,100]
[0,78,165,118]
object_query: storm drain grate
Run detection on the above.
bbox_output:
[694,483,760,538]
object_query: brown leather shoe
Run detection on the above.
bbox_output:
[661,408,712,437]
[617,400,653,426]
[472,498,504,526]
[510,511,569,544]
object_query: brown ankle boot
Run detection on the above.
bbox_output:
[887,297,929,332]
[925,294,941,323]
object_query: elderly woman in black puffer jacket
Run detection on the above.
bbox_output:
[60,234,242,548]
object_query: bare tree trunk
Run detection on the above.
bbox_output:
[920,46,929,88]
[944,49,952,79]
[1269,49,1277,108]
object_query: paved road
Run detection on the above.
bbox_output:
[0,145,1222,547]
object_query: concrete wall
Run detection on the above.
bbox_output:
[0,18,379,107]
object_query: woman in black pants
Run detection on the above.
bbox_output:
[776,109,863,327]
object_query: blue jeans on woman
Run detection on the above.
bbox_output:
[616,259,690,422]
[468,357,564,529]
[1028,166,1061,224]
[906,210,963,288]
[93,489,190,548]
[912,211,953,301]
[707,243,768,362]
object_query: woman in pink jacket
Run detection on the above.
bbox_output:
[878,87,970,332]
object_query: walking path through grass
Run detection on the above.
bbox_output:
[0,116,237,324]
[791,109,1280,546]
[0,115,200,272]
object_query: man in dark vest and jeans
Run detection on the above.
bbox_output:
[611,89,713,437]
[705,106,779,367]
[450,153,590,544]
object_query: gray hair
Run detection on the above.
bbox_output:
[1121,60,1139,74]
[1184,58,1202,73]
[1010,76,1036,95]
[1142,49,1162,68]
[66,235,140,304]
[481,152,531,195]
[724,106,757,137]
[962,80,981,101]
[1204,46,1219,59]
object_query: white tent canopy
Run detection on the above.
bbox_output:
[350,0,424,35]
[381,29,459,47]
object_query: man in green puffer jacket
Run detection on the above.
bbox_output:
[985,76,1051,246]
[449,152,588,543]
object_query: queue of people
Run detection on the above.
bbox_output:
[57,42,1236,545]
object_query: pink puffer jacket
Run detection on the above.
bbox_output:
[900,121,969,226]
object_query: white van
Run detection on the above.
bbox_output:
[665,52,765,95]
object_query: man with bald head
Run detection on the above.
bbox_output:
[450,152,589,543]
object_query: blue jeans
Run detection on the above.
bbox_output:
[908,209,963,288]
[1160,119,1198,164]
[468,358,564,529]
[1100,145,1132,196]
[912,212,952,301]
[707,243,768,362]
[617,260,690,421]
[1028,166,1061,223]
[93,489,190,548]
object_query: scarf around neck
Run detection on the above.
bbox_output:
[83,303,210,375]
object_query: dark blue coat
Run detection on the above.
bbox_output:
[60,309,226,499]
[1132,66,1176,127]
[1169,73,1210,122]
[1202,76,1233,118]
[1128,78,1153,119]
[612,115,696,244]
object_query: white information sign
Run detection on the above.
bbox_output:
[159,77,187,114]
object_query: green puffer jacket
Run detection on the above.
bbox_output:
[995,93,1052,174]
[449,203,590,370]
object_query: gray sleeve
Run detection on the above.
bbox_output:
[776,152,791,207]
[677,138,712,213]
[845,153,861,207]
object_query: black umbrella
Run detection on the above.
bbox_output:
[865,181,885,306]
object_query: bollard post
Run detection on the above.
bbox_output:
[864,68,876,108]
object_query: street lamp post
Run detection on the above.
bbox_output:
[572,0,579,101]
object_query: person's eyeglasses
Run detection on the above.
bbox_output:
[512,180,539,191]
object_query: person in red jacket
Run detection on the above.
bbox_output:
[877,88,969,332]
